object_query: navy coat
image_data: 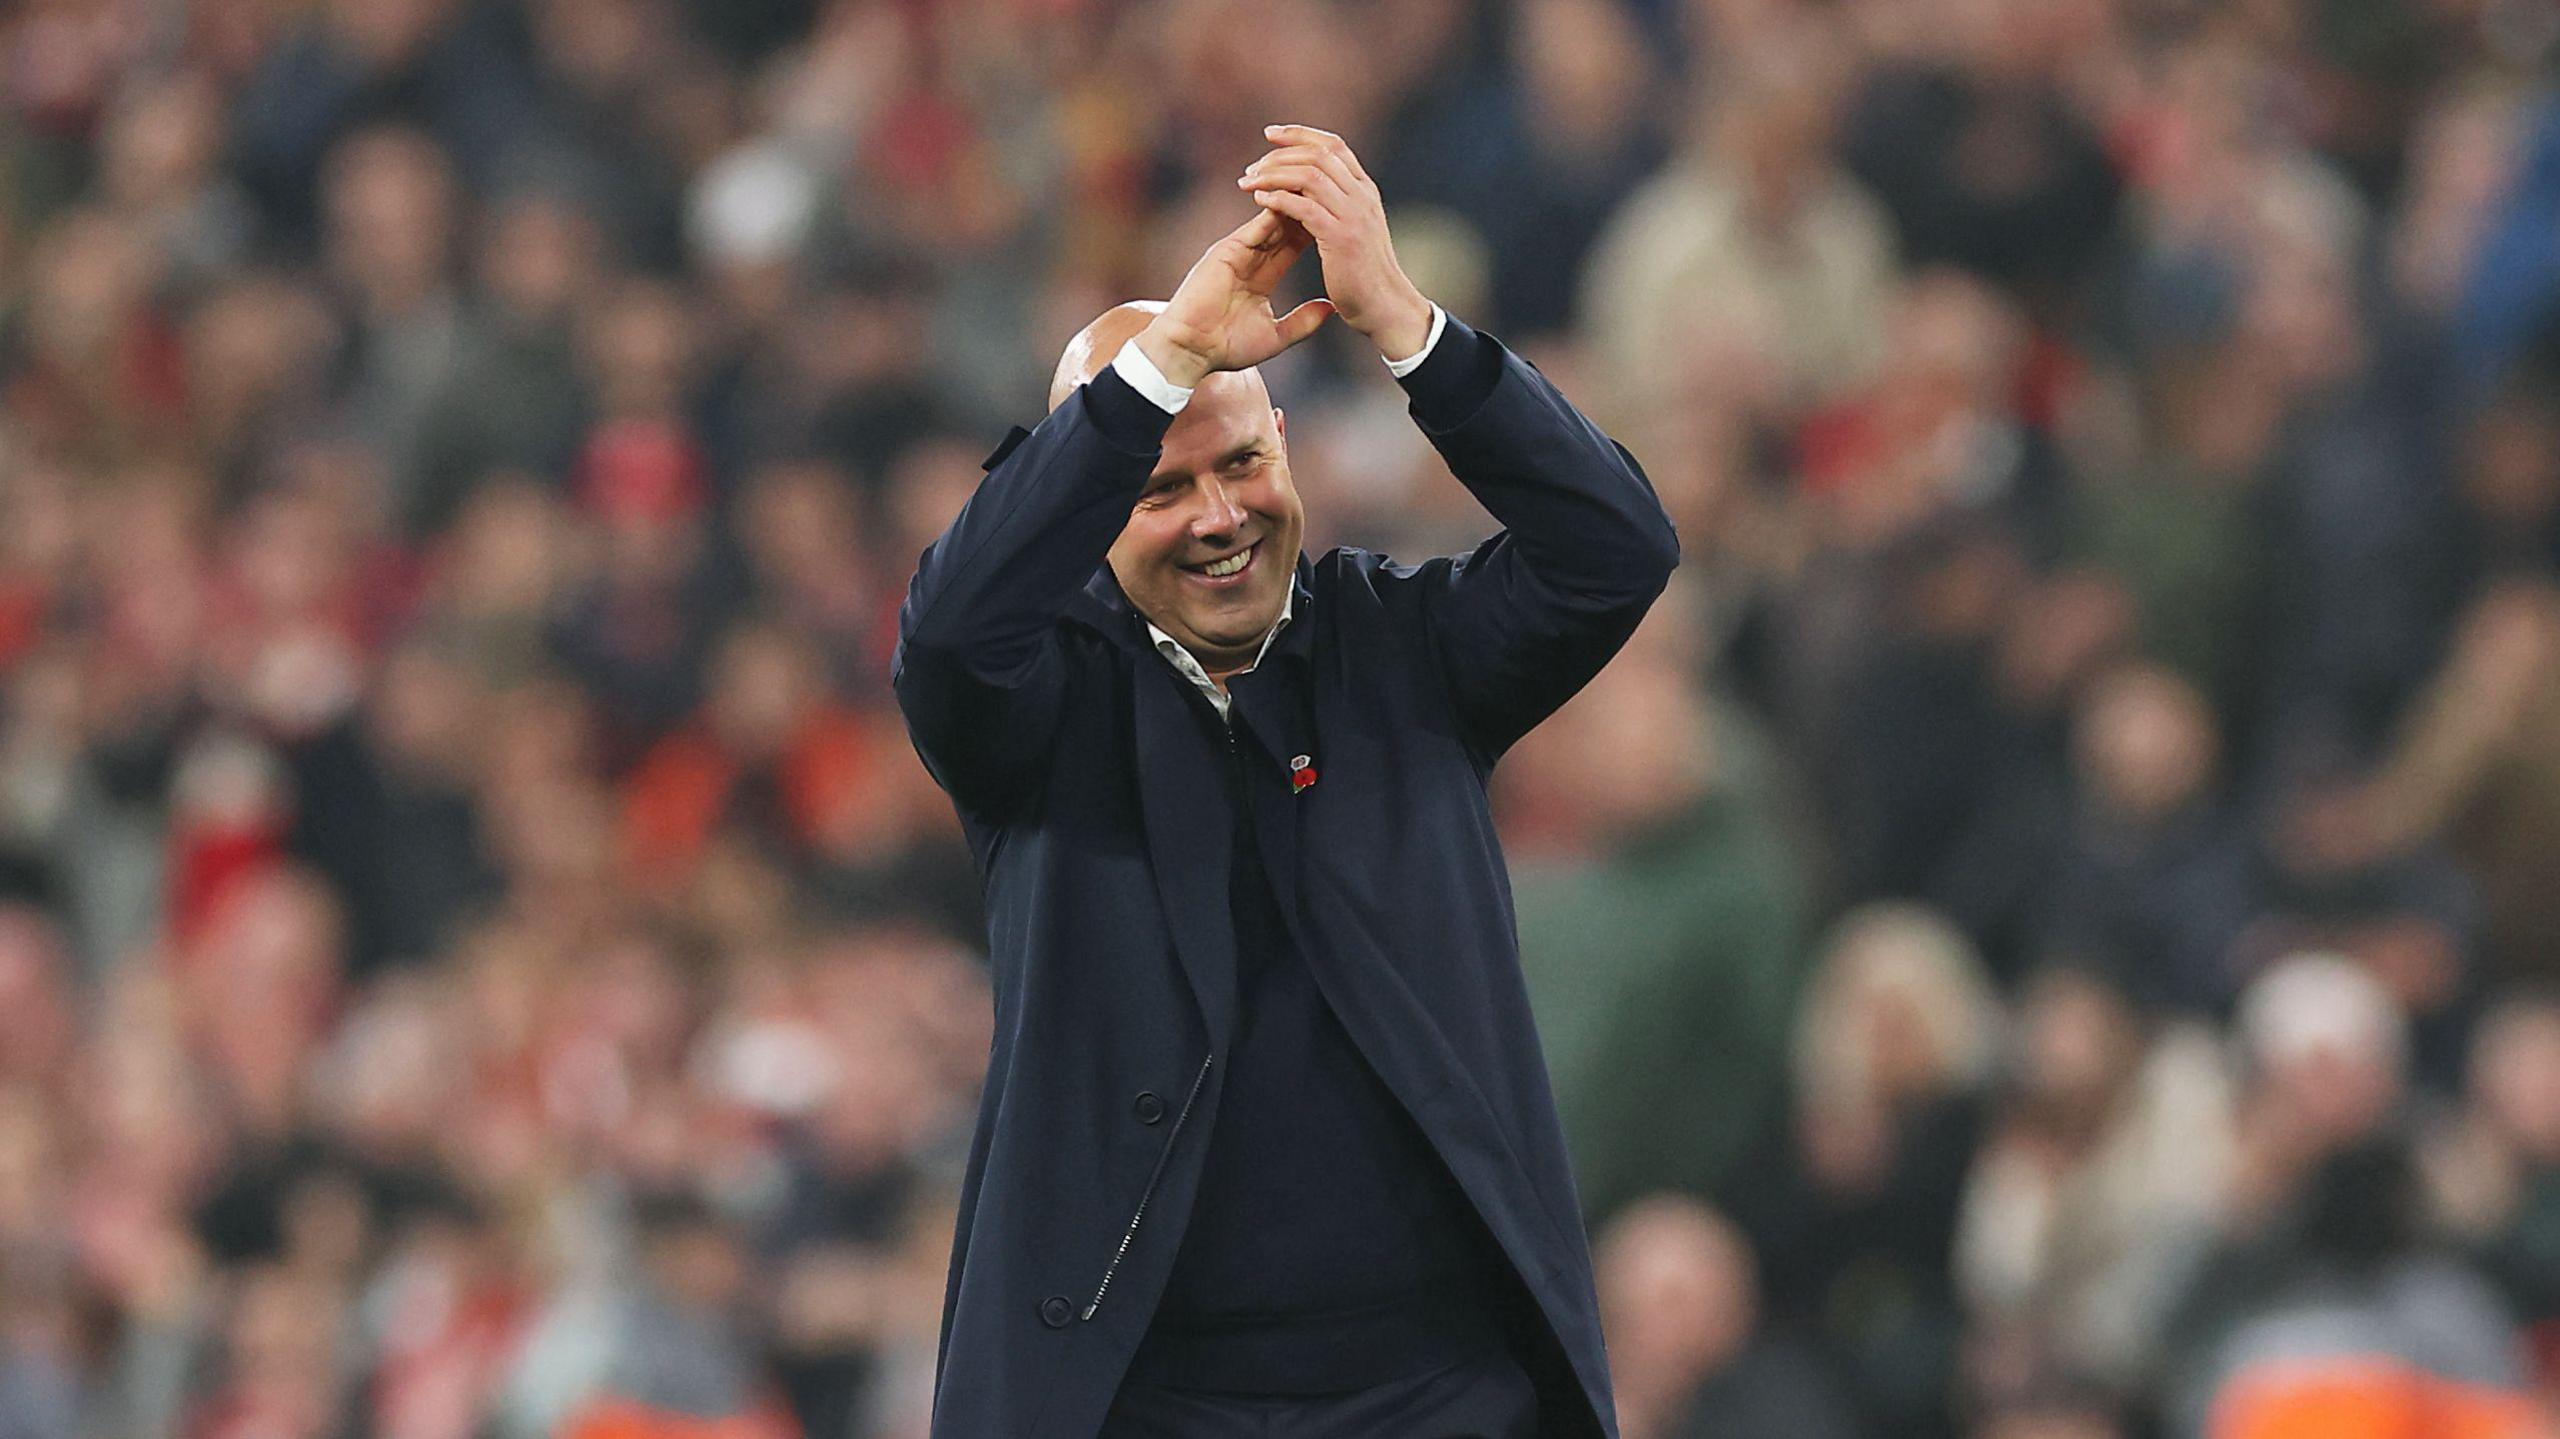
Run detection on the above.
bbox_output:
[894,318,1678,1438]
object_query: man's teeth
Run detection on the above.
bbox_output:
[1201,547,1252,578]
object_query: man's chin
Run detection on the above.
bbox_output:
[1170,596,1284,654]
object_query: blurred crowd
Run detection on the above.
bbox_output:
[7,0,2560,1435]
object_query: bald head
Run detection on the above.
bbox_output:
[1051,302,1159,410]
[1050,301,1271,412]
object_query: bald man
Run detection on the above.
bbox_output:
[895,125,1678,1439]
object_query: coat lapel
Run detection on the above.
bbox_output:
[1131,653,1239,1050]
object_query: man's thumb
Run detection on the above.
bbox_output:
[1275,297,1335,350]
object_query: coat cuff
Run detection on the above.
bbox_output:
[1080,363,1181,455]
[1394,314,1504,432]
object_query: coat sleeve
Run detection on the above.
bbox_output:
[892,367,1173,815]
[1395,316,1682,759]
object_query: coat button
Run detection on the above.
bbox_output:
[1039,1295,1074,1328]
[1133,1091,1166,1125]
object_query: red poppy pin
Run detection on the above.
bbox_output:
[1290,754,1318,793]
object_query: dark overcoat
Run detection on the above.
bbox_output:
[893,318,1678,1439]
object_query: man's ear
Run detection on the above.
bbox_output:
[1274,408,1288,440]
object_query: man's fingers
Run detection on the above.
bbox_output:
[1273,296,1335,350]
[1241,164,1360,221]
[1243,146,1373,201]
[1211,207,1313,292]
[1262,123,1372,185]
[1251,186,1339,238]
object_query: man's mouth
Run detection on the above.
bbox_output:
[1182,542,1259,586]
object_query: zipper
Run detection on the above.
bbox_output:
[1083,1051,1212,1320]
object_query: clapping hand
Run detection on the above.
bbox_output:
[1238,124,1435,362]
[1134,207,1337,391]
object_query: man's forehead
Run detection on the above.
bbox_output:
[1156,378,1277,463]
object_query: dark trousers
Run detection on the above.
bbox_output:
[1099,1351,1541,1438]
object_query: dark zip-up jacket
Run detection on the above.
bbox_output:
[894,316,1678,1438]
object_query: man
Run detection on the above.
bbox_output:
[895,125,1678,1438]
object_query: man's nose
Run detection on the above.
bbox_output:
[1191,477,1244,537]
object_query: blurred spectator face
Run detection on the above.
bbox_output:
[2073,664,2217,823]
[640,1203,750,1314]
[437,479,573,622]
[532,0,658,95]
[229,483,353,623]
[0,910,74,1091]
[2012,968,2142,1128]
[576,933,694,1062]
[1707,27,1846,219]
[25,209,154,367]
[279,1164,374,1278]
[1883,270,2025,422]
[316,977,462,1161]
[2461,389,2560,535]
[1997,571,2134,713]
[369,642,485,781]
[322,129,460,310]
[0,1087,59,1245]
[476,191,599,326]
[2239,953,2406,1152]
[1504,643,1716,852]
[100,70,225,213]
[1595,1196,1758,1404]
[2391,86,2525,312]
[1516,0,1651,156]
[2471,999,2560,1165]
[886,438,990,569]
[2241,232,2363,394]
[479,680,602,801]
[1799,904,2003,1113]
[217,1264,346,1430]
[190,869,348,1123]
[1101,364,1305,675]
[706,624,821,758]
[323,0,459,69]
[579,281,696,421]
[739,461,862,589]
[185,276,338,433]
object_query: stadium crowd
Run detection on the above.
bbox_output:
[5,0,2560,1434]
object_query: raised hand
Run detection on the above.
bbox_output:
[1134,208,1336,390]
[1238,124,1435,361]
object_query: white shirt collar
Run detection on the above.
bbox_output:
[1145,588,1294,722]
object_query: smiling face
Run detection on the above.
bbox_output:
[1105,370,1304,674]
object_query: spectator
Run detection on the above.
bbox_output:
[1578,15,1897,435]
[1595,1194,1862,1439]
[1956,966,2235,1396]
[1734,903,2004,1439]
[1510,603,1815,1220]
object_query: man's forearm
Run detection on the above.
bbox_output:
[1403,315,1679,600]
[897,366,1170,674]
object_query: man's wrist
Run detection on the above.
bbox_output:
[1382,303,1447,378]
[1132,325,1212,392]
[1112,336,1196,415]
[1372,292,1438,369]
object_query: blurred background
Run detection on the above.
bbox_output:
[9,0,2560,1434]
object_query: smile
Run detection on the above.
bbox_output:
[1182,542,1259,586]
